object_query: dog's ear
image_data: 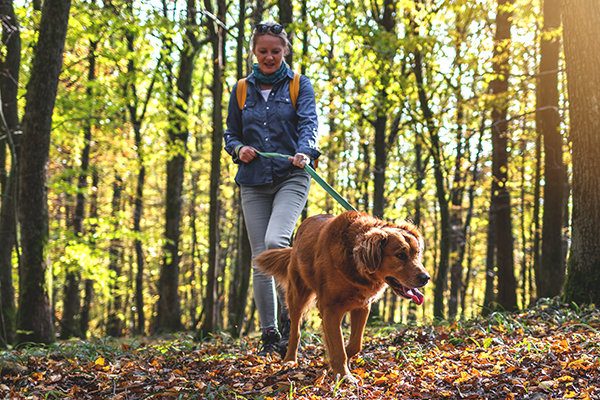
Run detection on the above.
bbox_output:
[354,228,388,273]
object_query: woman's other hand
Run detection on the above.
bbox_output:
[239,146,259,163]
[290,153,311,168]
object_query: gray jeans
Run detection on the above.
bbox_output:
[241,170,311,332]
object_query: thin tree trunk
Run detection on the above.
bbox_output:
[531,124,542,305]
[15,0,71,345]
[124,8,158,334]
[156,0,201,333]
[407,129,425,322]
[519,136,528,307]
[458,121,484,317]
[0,0,21,347]
[279,0,293,66]
[76,40,98,340]
[199,0,225,336]
[414,48,450,321]
[448,86,465,320]
[537,0,565,299]
[106,176,123,337]
[188,170,200,329]
[490,0,517,312]
[482,190,496,316]
[227,0,253,338]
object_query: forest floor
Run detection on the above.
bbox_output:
[0,298,599,399]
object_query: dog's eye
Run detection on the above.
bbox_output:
[396,253,408,261]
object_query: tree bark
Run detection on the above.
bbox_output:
[228,0,252,337]
[199,0,225,336]
[531,119,542,305]
[490,0,517,312]
[156,0,201,333]
[62,39,97,340]
[124,0,159,334]
[413,46,450,321]
[537,0,565,299]
[562,0,600,306]
[278,0,293,66]
[448,69,465,320]
[0,0,21,347]
[16,0,71,345]
[106,175,123,337]
[482,193,496,316]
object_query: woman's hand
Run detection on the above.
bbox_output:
[290,153,311,168]
[239,146,259,163]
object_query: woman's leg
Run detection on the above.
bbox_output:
[240,184,279,331]
[265,171,311,314]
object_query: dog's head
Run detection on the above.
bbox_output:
[353,221,429,305]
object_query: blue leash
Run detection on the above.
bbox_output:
[256,151,357,212]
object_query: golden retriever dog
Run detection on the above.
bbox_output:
[254,210,430,380]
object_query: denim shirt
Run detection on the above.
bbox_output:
[224,69,321,186]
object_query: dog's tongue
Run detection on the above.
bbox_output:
[406,288,424,305]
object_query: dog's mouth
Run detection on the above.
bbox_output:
[385,277,424,305]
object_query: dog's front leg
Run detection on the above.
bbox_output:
[321,308,353,379]
[346,306,370,361]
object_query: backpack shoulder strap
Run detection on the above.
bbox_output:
[236,78,248,110]
[290,72,301,110]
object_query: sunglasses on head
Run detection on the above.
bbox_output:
[255,24,284,34]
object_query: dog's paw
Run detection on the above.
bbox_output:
[332,371,360,385]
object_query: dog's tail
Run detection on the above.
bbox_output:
[254,248,292,289]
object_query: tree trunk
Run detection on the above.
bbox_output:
[15,0,71,345]
[0,0,21,347]
[199,0,225,336]
[156,0,201,333]
[531,118,542,305]
[79,279,93,338]
[279,0,293,66]
[67,39,97,340]
[187,168,204,329]
[562,0,600,306]
[482,192,496,316]
[228,2,252,336]
[106,175,123,337]
[460,121,485,317]
[413,48,450,321]
[124,9,153,335]
[448,80,465,320]
[490,0,517,312]
[537,0,565,299]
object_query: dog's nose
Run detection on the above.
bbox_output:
[418,272,431,286]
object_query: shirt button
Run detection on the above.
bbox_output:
[266,107,269,110]
[263,122,266,125]
[265,138,269,141]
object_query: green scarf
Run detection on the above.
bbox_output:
[252,62,288,86]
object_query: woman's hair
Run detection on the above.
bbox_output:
[250,21,291,55]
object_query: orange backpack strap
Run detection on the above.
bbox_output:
[290,72,301,110]
[237,73,300,110]
[236,78,248,110]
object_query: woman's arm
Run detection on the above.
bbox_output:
[224,84,245,163]
[294,75,321,161]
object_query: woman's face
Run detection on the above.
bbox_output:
[253,34,285,75]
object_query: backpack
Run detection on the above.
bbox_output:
[236,72,301,110]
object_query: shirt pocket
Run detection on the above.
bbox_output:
[241,99,256,126]
[274,96,296,121]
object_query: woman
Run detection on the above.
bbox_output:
[224,22,321,356]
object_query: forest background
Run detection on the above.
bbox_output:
[0,0,599,347]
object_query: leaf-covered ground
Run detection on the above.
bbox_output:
[1,299,599,399]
